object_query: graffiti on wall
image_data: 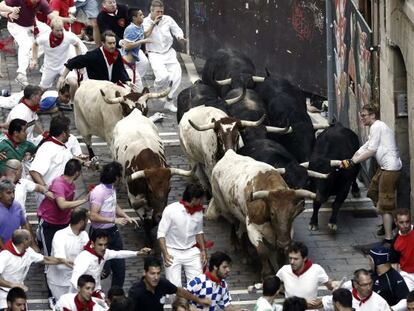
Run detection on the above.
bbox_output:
[290,0,324,42]
[331,0,372,143]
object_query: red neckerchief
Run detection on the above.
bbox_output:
[122,58,136,83]
[21,98,39,112]
[293,259,313,276]
[5,133,19,147]
[49,32,64,48]
[180,199,203,215]
[102,47,119,66]
[1,240,25,257]
[205,271,225,287]
[352,287,372,306]
[43,133,67,148]
[84,241,104,263]
[74,293,95,311]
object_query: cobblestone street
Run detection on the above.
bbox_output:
[0,39,384,310]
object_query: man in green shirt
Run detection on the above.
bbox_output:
[0,119,37,174]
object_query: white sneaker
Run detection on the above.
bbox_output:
[164,100,177,113]
[48,297,56,310]
[15,73,28,87]
[149,112,165,123]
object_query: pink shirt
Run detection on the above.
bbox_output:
[37,176,75,225]
[90,184,116,229]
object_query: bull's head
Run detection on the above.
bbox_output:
[100,83,171,117]
[249,188,315,249]
[127,167,192,223]
[188,114,266,158]
[216,74,265,90]
[300,159,342,203]
[275,163,329,190]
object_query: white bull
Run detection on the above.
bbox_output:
[207,149,315,277]
[74,79,168,158]
[112,108,192,245]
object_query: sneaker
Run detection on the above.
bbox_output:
[15,73,28,87]
[149,112,165,123]
[48,297,56,310]
[164,100,177,113]
[377,224,385,236]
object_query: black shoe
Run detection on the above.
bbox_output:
[377,224,385,236]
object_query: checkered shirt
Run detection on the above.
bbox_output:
[186,273,231,310]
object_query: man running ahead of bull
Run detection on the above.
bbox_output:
[340,104,402,245]
[57,30,130,87]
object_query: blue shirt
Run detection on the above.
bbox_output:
[0,201,26,242]
[121,23,144,61]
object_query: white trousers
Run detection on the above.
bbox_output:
[148,48,181,99]
[48,283,70,300]
[7,21,50,75]
[401,271,414,291]
[164,247,202,287]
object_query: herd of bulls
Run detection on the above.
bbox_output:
[73,49,363,277]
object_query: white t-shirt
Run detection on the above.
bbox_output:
[30,140,73,187]
[70,249,137,291]
[66,134,82,156]
[143,15,184,54]
[15,178,37,215]
[157,201,203,250]
[36,30,79,72]
[276,263,329,299]
[47,226,89,287]
[253,297,283,311]
[0,246,44,308]
[6,103,39,144]
[55,293,107,311]
[322,291,390,311]
[356,120,402,170]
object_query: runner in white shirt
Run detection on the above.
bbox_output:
[31,18,82,89]
[253,276,282,311]
[341,104,402,244]
[47,209,90,300]
[70,229,151,293]
[56,274,107,311]
[6,85,44,145]
[142,0,187,112]
[29,115,74,206]
[157,183,206,287]
[276,242,334,299]
[309,269,390,311]
[0,229,71,309]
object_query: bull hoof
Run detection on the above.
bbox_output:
[309,224,319,231]
[328,223,338,232]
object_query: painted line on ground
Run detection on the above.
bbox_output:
[180,52,200,84]
[78,139,181,148]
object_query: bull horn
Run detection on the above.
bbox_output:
[330,160,342,167]
[138,82,172,104]
[300,162,309,168]
[313,124,329,130]
[252,76,265,82]
[128,170,146,181]
[240,114,266,128]
[251,190,270,200]
[100,89,123,105]
[307,170,329,179]
[294,189,316,199]
[265,126,293,134]
[275,168,286,174]
[225,88,246,105]
[215,78,232,85]
[170,168,193,177]
[188,119,215,131]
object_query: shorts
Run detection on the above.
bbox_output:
[367,168,400,213]
[75,0,99,19]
